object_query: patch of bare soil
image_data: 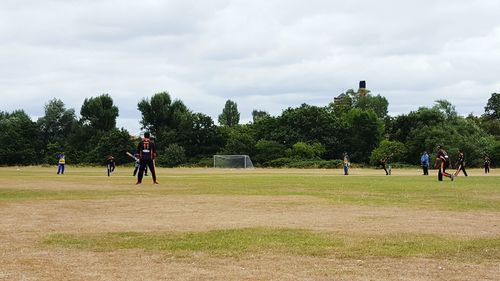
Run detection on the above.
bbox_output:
[0,195,499,280]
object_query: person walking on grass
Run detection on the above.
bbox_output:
[454,149,468,177]
[379,156,390,175]
[421,151,429,175]
[136,132,158,185]
[435,146,454,182]
[107,155,116,176]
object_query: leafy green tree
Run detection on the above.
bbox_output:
[182,113,225,159]
[484,93,500,120]
[218,99,240,127]
[0,110,41,165]
[64,122,95,164]
[252,110,270,123]
[37,98,77,144]
[480,119,500,140]
[369,140,406,166]
[270,104,339,155]
[389,107,445,143]
[328,93,353,116]
[138,92,173,136]
[433,99,458,120]
[253,140,287,165]
[290,142,325,159]
[389,100,495,166]
[80,94,119,131]
[37,99,77,163]
[138,92,191,138]
[220,125,256,155]
[84,128,135,164]
[345,108,384,163]
[480,93,500,140]
[157,144,187,167]
[355,94,389,119]
[490,141,500,167]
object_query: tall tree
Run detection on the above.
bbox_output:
[345,108,384,163]
[137,92,190,136]
[0,110,41,165]
[218,99,240,127]
[80,94,119,131]
[37,98,77,144]
[354,94,389,119]
[137,91,195,161]
[484,93,500,120]
[182,113,224,158]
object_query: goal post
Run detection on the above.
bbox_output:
[213,155,255,169]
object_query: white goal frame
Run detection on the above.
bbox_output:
[213,155,255,169]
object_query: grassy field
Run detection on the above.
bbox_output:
[0,166,499,280]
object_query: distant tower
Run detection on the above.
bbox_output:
[358,80,366,97]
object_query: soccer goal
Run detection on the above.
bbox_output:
[213,155,255,169]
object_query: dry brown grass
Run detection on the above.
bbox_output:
[0,167,499,280]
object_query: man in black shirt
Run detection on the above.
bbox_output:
[136,132,158,184]
[454,150,468,177]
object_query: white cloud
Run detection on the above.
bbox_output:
[1,0,499,134]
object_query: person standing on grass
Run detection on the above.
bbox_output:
[57,153,65,174]
[421,151,430,175]
[435,146,454,181]
[136,132,158,184]
[484,155,491,174]
[107,155,116,176]
[342,152,350,175]
[454,150,468,177]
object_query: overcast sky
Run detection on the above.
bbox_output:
[1,0,499,135]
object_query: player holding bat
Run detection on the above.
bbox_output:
[126,152,148,177]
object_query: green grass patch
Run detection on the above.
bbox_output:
[42,228,500,261]
[1,167,499,211]
[43,228,340,257]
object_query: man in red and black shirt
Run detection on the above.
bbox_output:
[136,132,158,184]
[435,146,454,181]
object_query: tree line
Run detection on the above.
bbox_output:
[1,91,499,167]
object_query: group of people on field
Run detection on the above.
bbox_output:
[421,147,492,181]
[56,132,159,184]
[342,146,492,181]
[105,132,159,184]
[57,136,492,184]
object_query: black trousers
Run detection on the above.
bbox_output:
[133,165,147,176]
[138,159,156,183]
[422,165,429,175]
[380,164,388,175]
[485,163,490,174]
[455,162,467,176]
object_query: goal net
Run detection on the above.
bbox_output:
[213,155,255,169]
